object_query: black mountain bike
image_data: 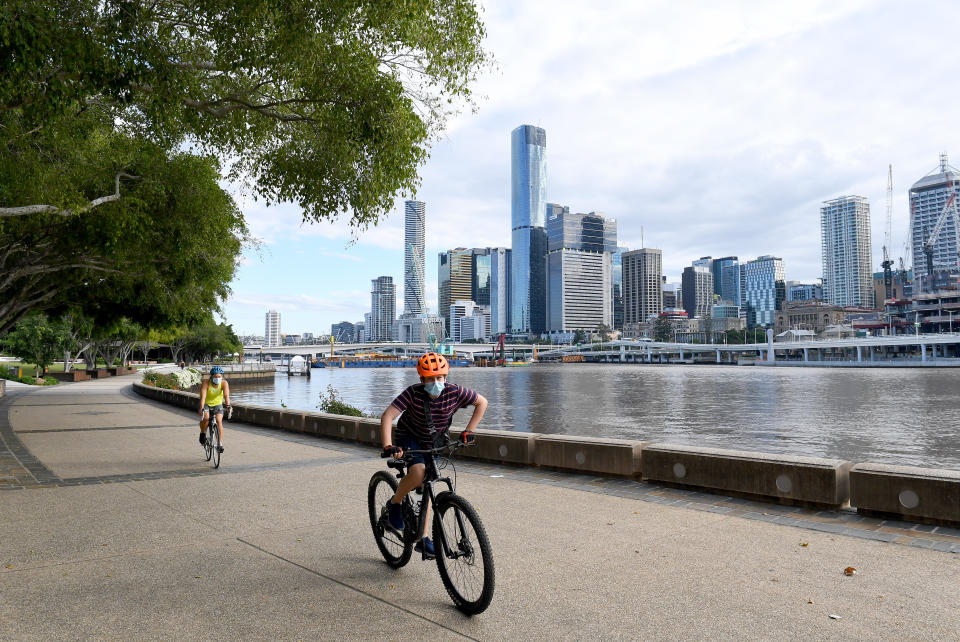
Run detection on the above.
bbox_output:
[367,437,495,615]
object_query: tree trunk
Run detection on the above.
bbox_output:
[63,350,72,373]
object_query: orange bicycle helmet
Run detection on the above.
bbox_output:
[416,352,450,377]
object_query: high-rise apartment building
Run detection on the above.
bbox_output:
[910,153,960,284]
[623,249,663,325]
[264,310,281,347]
[544,206,616,332]
[681,265,714,319]
[510,124,548,335]
[821,195,873,307]
[743,256,786,328]
[403,200,426,315]
[369,276,396,342]
[489,248,511,336]
[788,282,824,302]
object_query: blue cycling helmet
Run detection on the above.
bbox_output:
[210,366,224,375]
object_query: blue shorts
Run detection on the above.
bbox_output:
[395,435,427,466]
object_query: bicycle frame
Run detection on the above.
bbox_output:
[391,444,473,560]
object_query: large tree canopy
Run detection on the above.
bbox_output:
[0,0,490,228]
[0,109,247,332]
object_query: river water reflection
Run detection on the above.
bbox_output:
[228,363,960,470]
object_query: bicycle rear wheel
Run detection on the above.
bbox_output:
[367,471,412,568]
[211,422,221,469]
[204,422,213,461]
[433,492,495,615]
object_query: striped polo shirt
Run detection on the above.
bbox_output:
[391,383,478,442]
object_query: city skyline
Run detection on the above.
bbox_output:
[221,1,960,334]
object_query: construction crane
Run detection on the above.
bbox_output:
[407,243,453,354]
[920,171,960,292]
[882,164,894,302]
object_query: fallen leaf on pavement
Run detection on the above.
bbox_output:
[828,614,842,620]
[4,564,13,569]
[799,542,808,547]
[807,600,814,604]
[843,566,856,576]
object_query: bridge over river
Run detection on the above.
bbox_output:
[245,332,960,366]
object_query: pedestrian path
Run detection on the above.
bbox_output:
[1,377,958,640]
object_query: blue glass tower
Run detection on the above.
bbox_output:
[510,125,547,335]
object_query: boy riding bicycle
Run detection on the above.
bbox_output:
[199,365,230,453]
[380,352,487,559]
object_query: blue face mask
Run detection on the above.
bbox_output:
[424,381,444,397]
[211,377,222,386]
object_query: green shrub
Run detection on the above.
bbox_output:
[317,385,367,417]
[0,371,57,385]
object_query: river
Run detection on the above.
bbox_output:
[226,363,960,470]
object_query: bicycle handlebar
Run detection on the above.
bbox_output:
[380,439,472,459]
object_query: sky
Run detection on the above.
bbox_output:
[223,0,960,336]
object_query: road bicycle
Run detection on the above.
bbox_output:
[202,405,231,469]
[367,436,495,615]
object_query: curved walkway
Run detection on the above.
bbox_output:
[1,377,958,640]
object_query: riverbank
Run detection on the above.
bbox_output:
[1,377,958,639]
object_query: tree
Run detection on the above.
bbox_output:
[0,0,490,229]
[0,314,71,376]
[652,316,673,342]
[0,110,248,332]
[597,323,612,343]
[182,321,242,363]
[572,329,587,345]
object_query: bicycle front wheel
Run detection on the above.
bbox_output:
[211,423,221,469]
[204,423,213,461]
[367,471,412,568]
[433,492,495,615]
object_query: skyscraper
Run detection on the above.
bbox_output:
[544,206,616,332]
[720,260,742,306]
[369,276,395,341]
[489,248,511,336]
[264,310,281,347]
[682,265,714,319]
[743,256,785,328]
[471,248,491,306]
[712,256,738,300]
[910,153,960,284]
[623,249,663,326]
[820,195,873,307]
[403,200,425,315]
[438,248,473,329]
[510,124,547,335]
[611,246,629,330]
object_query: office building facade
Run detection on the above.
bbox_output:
[623,248,663,326]
[438,248,473,334]
[369,276,396,342]
[472,248,491,306]
[265,310,281,347]
[510,124,548,335]
[712,256,738,301]
[743,256,786,328]
[821,195,873,307]
[489,248,511,336]
[787,282,824,302]
[545,206,616,332]
[910,153,960,283]
[611,246,628,330]
[330,321,355,343]
[403,200,426,315]
[681,265,714,319]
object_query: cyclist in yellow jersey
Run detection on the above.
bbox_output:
[199,366,230,452]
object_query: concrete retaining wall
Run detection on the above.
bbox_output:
[131,382,959,525]
[641,444,852,508]
[0,379,5,397]
[534,434,644,477]
[850,463,960,525]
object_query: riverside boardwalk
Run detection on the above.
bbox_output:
[1,376,958,640]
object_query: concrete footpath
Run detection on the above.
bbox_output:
[1,377,958,640]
